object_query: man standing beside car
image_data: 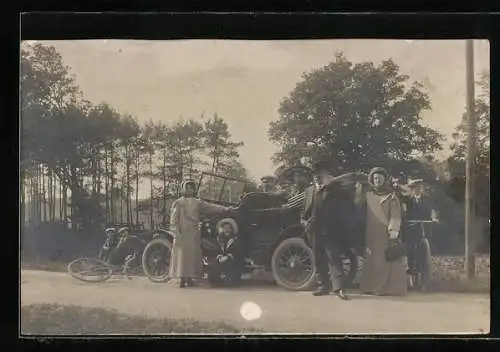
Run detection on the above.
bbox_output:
[303,160,352,300]
[281,164,313,211]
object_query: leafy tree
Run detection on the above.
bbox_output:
[449,70,490,177]
[269,52,444,174]
[447,70,490,251]
[21,43,89,228]
[168,119,205,178]
[203,114,244,175]
[116,114,140,224]
[139,121,157,226]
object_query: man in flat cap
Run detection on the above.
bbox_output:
[259,175,277,193]
[400,178,439,291]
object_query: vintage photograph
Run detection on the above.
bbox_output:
[20,39,490,335]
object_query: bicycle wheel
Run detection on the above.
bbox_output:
[419,238,433,293]
[67,257,113,283]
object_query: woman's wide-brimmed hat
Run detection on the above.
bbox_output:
[368,167,390,186]
[216,218,239,235]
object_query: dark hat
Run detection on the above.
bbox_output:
[289,164,313,175]
[311,160,329,174]
[181,179,196,191]
[261,175,276,182]
[279,164,313,183]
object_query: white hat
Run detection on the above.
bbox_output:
[407,178,424,188]
[216,218,239,235]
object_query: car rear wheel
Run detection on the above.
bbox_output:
[141,238,172,283]
[271,237,316,291]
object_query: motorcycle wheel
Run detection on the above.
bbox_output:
[141,238,172,283]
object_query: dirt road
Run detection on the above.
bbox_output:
[20,270,489,334]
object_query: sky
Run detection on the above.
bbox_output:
[36,39,489,181]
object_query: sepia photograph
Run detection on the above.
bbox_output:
[20,38,490,335]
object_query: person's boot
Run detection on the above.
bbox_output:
[179,278,186,288]
[334,289,350,300]
[312,285,331,296]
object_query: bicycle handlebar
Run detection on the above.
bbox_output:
[406,220,437,224]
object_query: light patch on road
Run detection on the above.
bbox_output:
[240,301,262,321]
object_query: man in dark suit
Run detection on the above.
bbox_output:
[303,160,353,300]
[401,179,439,279]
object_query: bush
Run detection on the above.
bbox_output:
[430,255,490,293]
[21,304,262,335]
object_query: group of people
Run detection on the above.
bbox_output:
[167,160,437,297]
[298,160,437,300]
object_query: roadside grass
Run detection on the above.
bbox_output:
[21,260,68,273]
[21,304,262,335]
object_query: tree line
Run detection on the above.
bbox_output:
[21,43,251,231]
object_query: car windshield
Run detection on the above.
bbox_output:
[197,172,247,205]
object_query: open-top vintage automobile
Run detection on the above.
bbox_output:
[141,171,362,291]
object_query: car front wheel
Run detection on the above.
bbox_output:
[271,237,316,291]
[141,238,172,283]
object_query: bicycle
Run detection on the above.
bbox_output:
[67,251,139,283]
[405,219,438,293]
[67,227,143,283]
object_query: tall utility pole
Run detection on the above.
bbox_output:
[465,39,477,279]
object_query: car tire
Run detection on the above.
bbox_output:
[271,237,316,291]
[141,238,172,283]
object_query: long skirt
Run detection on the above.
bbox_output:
[359,203,408,296]
[169,232,203,280]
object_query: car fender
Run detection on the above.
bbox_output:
[276,224,305,241]
[267,224,307,262]
[151,229,175,243]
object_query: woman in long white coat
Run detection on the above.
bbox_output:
[169,179,231,288]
